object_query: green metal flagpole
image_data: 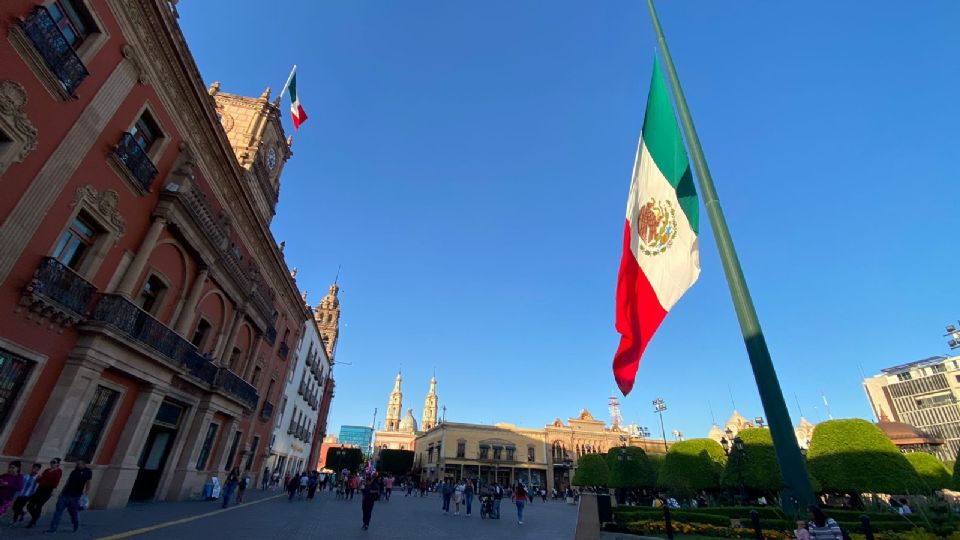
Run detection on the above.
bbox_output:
[644,0,816,513]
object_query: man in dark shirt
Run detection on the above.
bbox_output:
[46,460,92,533]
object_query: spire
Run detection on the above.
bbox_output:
[422,373,439,431]
[385,371,403,431]
[314,282,341,359]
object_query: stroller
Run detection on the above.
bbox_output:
[479,494,495,519]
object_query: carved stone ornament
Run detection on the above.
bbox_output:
[121,44,149,85]
[71,185,127,239]
[0,80,39,175]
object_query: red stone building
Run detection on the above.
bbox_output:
[0,0,313,507]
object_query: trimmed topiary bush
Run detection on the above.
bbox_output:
[952,449,960,491]
[807,419,922,494]
[722,428,784,492]
[573,453,610,487]
[905,452,951,491]
[657,438,726,496]
[606,447,656,489]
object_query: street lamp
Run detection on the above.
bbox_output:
[945,322,960,350]
[672,430,684,442]
[653,398,668,452]
[754,417,765,428]
[720,435,746,504]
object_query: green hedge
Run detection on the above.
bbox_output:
[573,453,609,487]
[657,438,727,495]
[722,428,784,491]
[613,506,921,533]
[607,447,656,489]
[905,453,951,491]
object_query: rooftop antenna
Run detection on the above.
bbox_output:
[708,400,717,426]
[727,384,737,411]
[794,394,804,418]
[608,395,623,429]
[334,264,341,284]
[821,391,833,419]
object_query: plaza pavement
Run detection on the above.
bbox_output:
[2,488,578,539]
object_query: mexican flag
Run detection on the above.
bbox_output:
[613,57,700,395]
[288,69,308,129]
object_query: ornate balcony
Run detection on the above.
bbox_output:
[114,133,158,193]
[260,400,274,421]
[278,342,289,360]
[19,257,96,327]
[264,325,277,346]
[18,6,89,97]
[213,367,258,410]
[90,294,192,364]
[181,349,218,385]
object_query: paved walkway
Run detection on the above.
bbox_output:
[2,489,579,539]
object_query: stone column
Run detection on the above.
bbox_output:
[173,265,209,336]
[94,385,165,508]
[165,402,215,501]
[24,356,108,460]
[216,417,240,472]
[216,308,245,367]
[212,306,242,362]
[115,216,167,298]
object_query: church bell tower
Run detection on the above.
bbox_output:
[385,372,403,432]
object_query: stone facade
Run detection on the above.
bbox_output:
[0,0,317,508]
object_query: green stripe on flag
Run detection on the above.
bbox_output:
[289,75,298,103]
[641,57,699,234]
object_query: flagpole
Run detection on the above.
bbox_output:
[644,0,815,514]
[279,65,297,100]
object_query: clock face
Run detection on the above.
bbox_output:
[266,147,277,170]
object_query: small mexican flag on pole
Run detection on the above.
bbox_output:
[281,65,308,129]
[613,56,700,396]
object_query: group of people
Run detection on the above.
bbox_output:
[0,458,93,533]
[283,470,326,501]
[438,478,532,524]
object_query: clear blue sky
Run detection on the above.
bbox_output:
[179,2,960,441]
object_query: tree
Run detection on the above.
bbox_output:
[573,454,609,487]
[953,449,960,491]
[721,428,784,492]
[648,452,666,483]
[905,452,951,491]
[377,449,415,476]
[325,447,363,473]
[807,419,922,495]
[657,438,726,496]
[606,447,656,489]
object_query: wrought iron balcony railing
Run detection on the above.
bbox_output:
[18,6,89,96]
[115,132,159,192]
[278,342,289,360]
[213,367,258,410]
[20,257,97,324]
[90,294,192,364]
[181,349,218,386]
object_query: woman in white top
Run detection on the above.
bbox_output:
[453,482,465,515]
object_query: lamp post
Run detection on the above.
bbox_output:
[653,398,668,452]
[672,430,684,442]
[720,434,746,505]
[945,322,960,350]
[754,417,765,428]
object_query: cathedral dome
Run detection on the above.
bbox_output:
[399,408,418,432]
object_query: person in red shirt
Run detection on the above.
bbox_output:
[25,458,62,528]
[513,482,528,524]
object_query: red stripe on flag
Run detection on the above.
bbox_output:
[613,219,667,396]
[291,104,308,129]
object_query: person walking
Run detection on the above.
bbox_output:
[0,461,25,516]
[383,474,394,502]
[12,462,40,523]
[307,472,319,499]
[453,480,465,515]
[492,483,504,519]
[298,472,309,499]
[513,482,527,525]
[46,460,92,533]
[287,473,300,501]
[464,480,475,517]
[261,467,270,490]
[222,467,240,508]
[360,474,382,531]
[236,470,251,504]
[420,477,427,497]
[441,478,453,514]
[25,458,61,528]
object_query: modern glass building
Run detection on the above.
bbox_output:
[339,425,374,455]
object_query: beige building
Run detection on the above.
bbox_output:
[863,355,960,461]
[414,410,666,493]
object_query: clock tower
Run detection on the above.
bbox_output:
[208,82,292,225]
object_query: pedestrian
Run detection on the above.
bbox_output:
[299,472,308,498]
[441,478,453,514]
[25,458,61,528]
[12,462,40,523]
[453,480,464,515]
[383,474,394,501]
[349,474,359,500]
[360,474,381,531]
[46,459,92,533]
[420,477,427,497]
[261,467,270,490]
[287,473,299,501]
[492,483,504,519]
[0,461,25,516]
[806,506,843,540]
[514,482,527,525]
[464,480,474,517]
[222,467,240,508]
[541,487,547,503]
[307,471,318,499]
[236,470,251,504]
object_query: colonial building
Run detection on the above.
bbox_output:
[268,304,332,477]
[373,373,439,457]
[308,283,340,470]
[414,410,665,494]
[0,0,313,507]
[863,355,960,461]
[706,411,817,451]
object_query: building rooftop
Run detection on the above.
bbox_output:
[880,355,949,375]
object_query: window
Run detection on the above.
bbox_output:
[228,348,242,371]
[492,446,502,460]
[245,436,260,470]
[224,430,241,471]
[66,385,118,462]
[52,214,96,270]
[506,447,515,461]
[0,351,33,432]
[137,275,167,314]
[48,0,93,48]
[456,441,465,458]
[527,446,535,462]
[252,366,262,387]
[933,364,946,374]
[479,445,489,460]
[196,422,219,470]
[130,111,161,153]
[427,446,434,463]
[191,319,212,349]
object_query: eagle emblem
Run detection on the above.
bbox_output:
[635,198,677,256]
